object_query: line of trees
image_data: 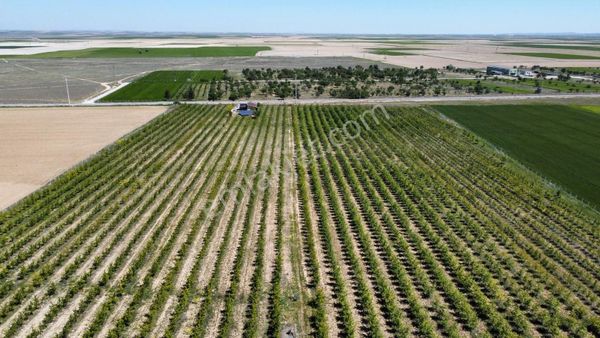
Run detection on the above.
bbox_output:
[243,65,439,84]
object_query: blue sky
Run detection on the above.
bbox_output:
[1,0,599,34]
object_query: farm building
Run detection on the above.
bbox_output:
[231,102,258,117]
[487,66,536,78]
[238,109,255,117]
[487,66,511,76]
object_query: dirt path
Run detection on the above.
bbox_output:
[292,110,341,337]
[280,109,308,336]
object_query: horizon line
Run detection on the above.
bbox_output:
[1,30,600,37]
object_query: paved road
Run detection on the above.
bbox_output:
[1,93,600,108]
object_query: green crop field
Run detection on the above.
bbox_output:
[446,79,535,94]
[369,48,422,56]
[502,43,600,52]
[482,77,600,93]
[580,105,600,114]
[516,78,600,93]
[487,78,600,94]
[101,70,225,102]
[436,104,600,208]
[504,52,600,60]
[0,104,598,337]
[4,46,270,58]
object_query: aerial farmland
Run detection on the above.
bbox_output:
[1,1,600,338]
[0,103,598,338]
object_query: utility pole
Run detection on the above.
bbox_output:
[65,77,71,105]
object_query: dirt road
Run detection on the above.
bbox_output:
[1,93,600,108]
